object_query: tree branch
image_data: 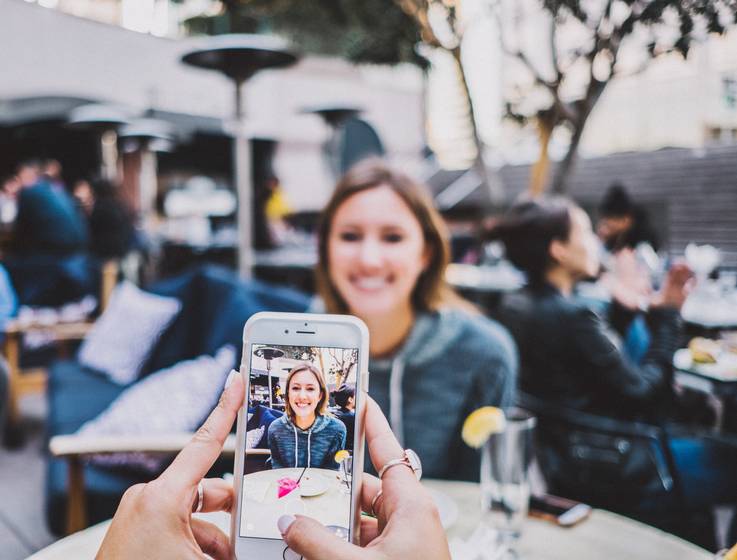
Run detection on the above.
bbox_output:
[394,0,443,48]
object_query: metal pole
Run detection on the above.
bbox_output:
[101,130,119,182]
[267,361,273,408]
[139,146,158,232]
[233,79,253,279]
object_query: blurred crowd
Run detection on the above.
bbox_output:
[0,158,136,310]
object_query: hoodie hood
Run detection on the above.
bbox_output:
[372,309,470,370]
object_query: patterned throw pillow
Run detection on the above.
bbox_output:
[78,281,181,385]
[76,346,236,473]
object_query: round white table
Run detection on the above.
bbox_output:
[240,467,350,539]
[27,480,711,559]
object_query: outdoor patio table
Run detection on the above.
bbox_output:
[673,348,737,430]
[27,479,711,559]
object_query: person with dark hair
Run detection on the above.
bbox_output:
[332,384,356,451]
[598,183,659,253]
[11,159,88,256]
[494,197,686,418]
[86,179,136,259]
[597,183,662,364]
[314,158,516,481]
[4,160,93,306]
[493,197,737,537]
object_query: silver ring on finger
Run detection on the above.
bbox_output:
[195,480,204,513]
[370,488,383,517]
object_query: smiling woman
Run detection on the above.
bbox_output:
[267,363,346,470]
[314,158,518,481]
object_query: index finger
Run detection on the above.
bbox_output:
[363,396,406,475]
[160,372,244,490]
[362,397,420,514]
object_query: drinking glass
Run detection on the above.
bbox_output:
[479,408,536,558]
[339,455,353,495]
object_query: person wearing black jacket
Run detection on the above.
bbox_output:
[493,198,737,536]
[494,198,687,419]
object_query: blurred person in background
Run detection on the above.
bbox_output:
[0,173,21,225]
[493,198,737,540]
[596,184,662,364]
[73,178,136,260]
[4,159,92,306]
[314,158,517,481]
[15,159,42,189]
[597,183,659,254]
[331,384,356,451]
[41,158,66,192]
[11,158,88,256]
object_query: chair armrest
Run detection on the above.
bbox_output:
[518,392,664,440]
[49,433,272,458]
[3,319,94,341]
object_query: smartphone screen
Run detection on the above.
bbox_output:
[239,342,359,541]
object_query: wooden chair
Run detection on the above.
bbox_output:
[2,260,119,445]
[48,433,269,534]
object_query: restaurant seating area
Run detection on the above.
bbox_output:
[4,2,737,559]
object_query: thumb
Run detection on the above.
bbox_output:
[279,515,366,560]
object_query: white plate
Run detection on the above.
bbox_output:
[427,487,459,529]
[673,348,737,381]
[299,474,330,497]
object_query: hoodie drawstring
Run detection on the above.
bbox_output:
[292,423,313,468]
[293,425,298,468]
[307,430,312,468]
[389,357,405,447]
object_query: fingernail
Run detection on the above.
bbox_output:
[225,370,238,389]
[277,514,296,535]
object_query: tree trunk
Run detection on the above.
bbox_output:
[550,122,583,195]
[528,118,553,197]
[450,46,504,206]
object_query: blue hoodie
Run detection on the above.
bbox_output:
[268,414,346,470]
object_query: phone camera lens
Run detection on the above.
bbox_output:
[284,329,289,334]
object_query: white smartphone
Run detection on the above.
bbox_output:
[230,312,369,558]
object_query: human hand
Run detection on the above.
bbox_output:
[96,371,244,560]
[650,262,694,310]
[279,397,451,560]
[605,249,652,311]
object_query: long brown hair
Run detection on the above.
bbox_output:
[284,363,329,423]
[315,158,473,314]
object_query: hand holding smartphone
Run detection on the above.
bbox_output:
[231,312,369,558]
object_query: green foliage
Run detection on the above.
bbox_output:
[187,0,426,67]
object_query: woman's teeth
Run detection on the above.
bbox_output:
[353,277,387,289]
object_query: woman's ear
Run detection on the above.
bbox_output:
[549,239,566,265]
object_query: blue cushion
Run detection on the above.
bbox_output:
[47,360,127,436]
[144,265,310,374]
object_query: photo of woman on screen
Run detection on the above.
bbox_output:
[267,363,347,470]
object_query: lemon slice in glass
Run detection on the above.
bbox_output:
[724,543,737,560]
[334,450,350,463]
[462,406,506,448]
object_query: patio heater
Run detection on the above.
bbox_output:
[118,117,176,231]
[181,34,298,279]
[67,103,131,182]
[253,346,285,408]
